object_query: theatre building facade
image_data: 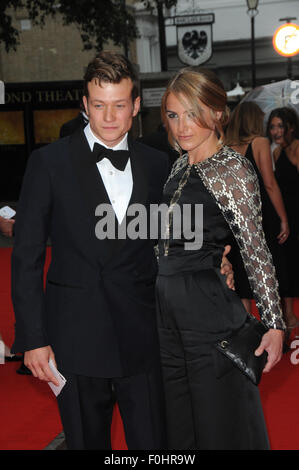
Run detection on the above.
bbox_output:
[0,0,298,201]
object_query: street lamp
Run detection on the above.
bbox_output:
[156,0,177,71]
[156,0,168,71]
[246,0,259,89]
[121,0,129,58]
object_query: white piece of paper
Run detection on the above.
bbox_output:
[0,340,5,365]
[0,206,16,219]
[48,358,66,397]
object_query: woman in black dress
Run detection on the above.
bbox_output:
[266,107,299,328]
[225,102,290,318]
[156,68,285,450]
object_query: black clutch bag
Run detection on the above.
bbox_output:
[215,315,268,385]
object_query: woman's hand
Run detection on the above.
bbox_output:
[220,244,235,291]
[277,219,290,244]
[255,329,284,373]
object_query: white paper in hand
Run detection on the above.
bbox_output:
[48,358,66,397]
[0,206,16,219]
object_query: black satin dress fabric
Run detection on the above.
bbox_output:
[156,165,270,450]
[275,149,299,297]
[229,143,289,298]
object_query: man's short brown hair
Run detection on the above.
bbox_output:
[83,51,139,102]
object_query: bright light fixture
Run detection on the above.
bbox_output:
[273,23,299,57]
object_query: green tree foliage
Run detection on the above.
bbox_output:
[0,0,137,52]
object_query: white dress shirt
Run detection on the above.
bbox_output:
[84,124,133,224]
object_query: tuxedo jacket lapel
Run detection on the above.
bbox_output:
[68,131,149,268]
[69,129,116,266]
[98,137,150,266]
[128,136,148,208]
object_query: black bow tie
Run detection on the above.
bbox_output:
[92,143,129,171]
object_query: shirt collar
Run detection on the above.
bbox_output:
[84,123,128,152]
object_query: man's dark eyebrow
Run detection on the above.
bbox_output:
[92,98,128,103]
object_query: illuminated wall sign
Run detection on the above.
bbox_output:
[273,23,299,57]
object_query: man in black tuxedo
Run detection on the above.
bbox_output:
[11,52,169,450]
[11,52,233,450]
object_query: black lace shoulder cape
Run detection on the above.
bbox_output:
[165,146,285,330]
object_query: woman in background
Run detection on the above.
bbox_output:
[267,107,299,329]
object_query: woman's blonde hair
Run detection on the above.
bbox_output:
[161,67,230,154]
[225,101,264,146]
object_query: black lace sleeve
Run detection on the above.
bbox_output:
[192,146,285,330]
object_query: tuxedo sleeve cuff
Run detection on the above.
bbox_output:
[11,331,49,354]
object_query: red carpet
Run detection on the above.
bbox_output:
[0,247,298,450]
[0,247,126,450]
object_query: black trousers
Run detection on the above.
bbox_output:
[56,369,166,450]
[156,269,270,450]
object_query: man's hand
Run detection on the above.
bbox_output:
[0,216,15,237]
[24,346,59,386]
[220,244,235,290]
[255,329,284,373]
